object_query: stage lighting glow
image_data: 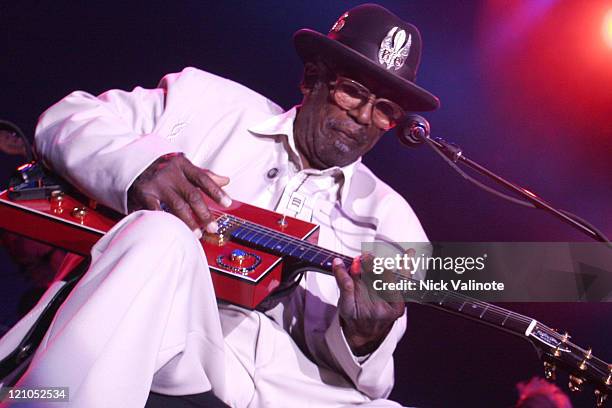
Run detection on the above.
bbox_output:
[604,9,612,48]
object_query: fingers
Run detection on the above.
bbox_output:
[127,154,233,235]
[350,256,362,278]
[180,184,212,228]
[184,164,232,208]
[333,258,356,317]
[206,170,230,187]
[162,188,202,234]
[141,194,162,211]
[404,247,416,275]
[333,258,354,293]
[359,252,405,314]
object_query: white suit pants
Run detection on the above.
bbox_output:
[3,211,404,408]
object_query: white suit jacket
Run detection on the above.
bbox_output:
[33,67,429,399]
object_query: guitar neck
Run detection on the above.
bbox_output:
[222,213,536,338]
[413,289,534,337]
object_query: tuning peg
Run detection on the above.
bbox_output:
[554,332,570,357]
[579,347,592,371]
[568,374,585,392]
[606,365,612,386]
[595,389,607,407]
[543,361,556,381]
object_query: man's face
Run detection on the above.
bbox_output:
[293,75,389,169]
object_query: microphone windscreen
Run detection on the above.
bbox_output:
[396,114,430,148]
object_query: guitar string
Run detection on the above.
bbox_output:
[211,210,543,321]
[212,210,587,329]
[210,209,352,263]
[208,209,611,378]
[210,209,538,324]
[12,196,609,379]
[210,209,554,325]
[13,195,603,371]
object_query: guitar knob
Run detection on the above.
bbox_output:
[71,206,88,224]
[230,249,247,265]
[50,190,65,213]
[50,190,64,203]
[595,389,607,407]
[568,374,585,392]
[543,361,556,381]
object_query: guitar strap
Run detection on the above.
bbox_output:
[0,256,90,385]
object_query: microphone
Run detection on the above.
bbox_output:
[396,114,430,148]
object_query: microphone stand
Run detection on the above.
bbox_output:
[424,135,608,243]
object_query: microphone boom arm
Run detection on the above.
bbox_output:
[400,116,609,243]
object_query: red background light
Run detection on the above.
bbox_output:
[604,9,612,48]
[476,1,612,188]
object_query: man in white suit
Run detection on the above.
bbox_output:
[0,4,439,407]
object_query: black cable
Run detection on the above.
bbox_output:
[423,136,535,208]
[422,136,611,244]
[558,209,611,245]
[0,120,35,162]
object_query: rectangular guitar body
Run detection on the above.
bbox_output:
[0,190,319,309]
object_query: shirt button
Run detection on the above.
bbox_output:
[266,168,279,179]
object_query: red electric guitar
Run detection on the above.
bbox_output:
[0,169,610,405]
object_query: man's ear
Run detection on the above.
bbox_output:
[300,62,320,95]
[299,82,310,96]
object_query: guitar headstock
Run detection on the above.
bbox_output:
[528,322,611,406]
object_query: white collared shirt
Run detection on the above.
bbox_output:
[248,107,357,223]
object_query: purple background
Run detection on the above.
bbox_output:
[1,1,610,406]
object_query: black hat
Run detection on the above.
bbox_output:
[294,3,439,112]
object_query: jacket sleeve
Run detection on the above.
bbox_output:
[323,308,407,398]
[35,82,178,214]
[332,194,429,399]
[292,189,430,400]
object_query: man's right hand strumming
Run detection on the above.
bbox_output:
[127,152,232,237]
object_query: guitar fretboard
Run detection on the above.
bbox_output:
[223,214,350,272]
[415,289,533,335]
[221,213,535,337]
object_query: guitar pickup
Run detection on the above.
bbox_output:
[7,162,66,201]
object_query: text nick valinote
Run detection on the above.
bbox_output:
[370,253,505,292]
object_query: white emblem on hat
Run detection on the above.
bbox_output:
[331,12,349,33]
[378,27,411,70]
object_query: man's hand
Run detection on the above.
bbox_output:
[127,153,232,235]
[332,256,405,356]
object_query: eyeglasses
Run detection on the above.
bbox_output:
[329,77,405,131]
